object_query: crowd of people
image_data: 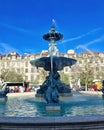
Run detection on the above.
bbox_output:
[8,86,31,93]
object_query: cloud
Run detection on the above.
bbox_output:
[0,43,23,54]
[0,22,34,36]
[59,27,103,44]
[85,35,104,47]
[76,45,96,56]
[0,42,38,55]
[76,35,104,49]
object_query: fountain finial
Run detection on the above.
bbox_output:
[50,19,56,33]
[52,19,56,27]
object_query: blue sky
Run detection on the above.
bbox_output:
[0,0,104,55]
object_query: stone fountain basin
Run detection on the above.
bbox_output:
[30,56,77,71]
[34,92,73,102]
[1,92,104,129]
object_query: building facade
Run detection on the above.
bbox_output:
[0,50,104,85]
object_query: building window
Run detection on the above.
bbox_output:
[8,57,11,60]
[100,60,103,63]
[17,62,20,66]
[64,67,69,72]
[25,68,28,73]
[2,63,5,68]
[101,66,104,70]
[96,67,99,71]
[12,62,15,66]
[25,62,28,67]
[31,75,34,82]
[31,68,34,73]
[30,56,35,60]
[12,55,16,60]
[25,76,28,81]
[17,69,20,73]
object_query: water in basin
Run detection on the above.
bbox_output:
[0,93,104,117]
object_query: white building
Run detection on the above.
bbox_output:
[0,50,104,85]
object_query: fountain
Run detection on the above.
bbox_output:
[0,26,104,129]
[30,25,77,110]
[0,82,9,98]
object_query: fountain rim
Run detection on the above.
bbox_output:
[0,114,104,129]
[30,56,77,65]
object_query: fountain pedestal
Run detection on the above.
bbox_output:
[46,103,61,111]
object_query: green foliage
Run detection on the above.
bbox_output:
[80,71,93,86]
[33,76,40,85]
[0,70,23,82]
[59,72,69,85]
[33,69,47,85]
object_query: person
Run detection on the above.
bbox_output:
[14,86,19,93]
[25,87,31,92]
[19,86,25,93]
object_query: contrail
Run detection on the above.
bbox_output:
[0,22,34,36]
[85,35,104,47]
[58,27,103,45]
[0,43,23,54]
[0,42,39,55]
[75,35,104,54]
[76,45,96,57]
[76,35,104,49]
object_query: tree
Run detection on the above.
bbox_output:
[34,68,48,85]
[79,69,93,91]
[0,69,23,82]
[59,71,70,85]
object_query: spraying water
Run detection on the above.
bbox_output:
[48,25,59,86]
